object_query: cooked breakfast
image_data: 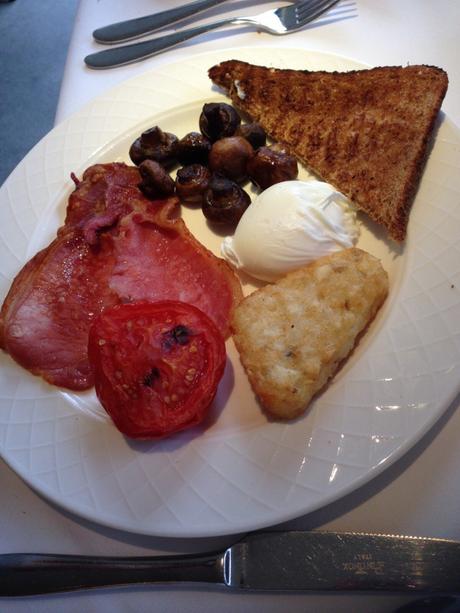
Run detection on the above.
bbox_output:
[0,59,449,438]
[0,163,242,391]
[208,61,448,241]
[231,247,389,419]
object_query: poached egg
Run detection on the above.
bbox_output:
[221,180,360,282]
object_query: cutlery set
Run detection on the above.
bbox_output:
[85,0,341,68]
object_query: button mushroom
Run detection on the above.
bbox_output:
[237,123,267,150]
[138,160,175,199]
[129,126,178,169]
[175,164,212,205]
[247,146,298,190]
[199,102,241,142]
[208,136,254,183]
[176,132,211,166]
[202,174,251,226]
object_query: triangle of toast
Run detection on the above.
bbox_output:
[209,61,448,242]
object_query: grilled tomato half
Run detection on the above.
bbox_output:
[88,301,227,439]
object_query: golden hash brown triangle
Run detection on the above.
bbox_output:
[231,248,389,420]
[209,61,448,241]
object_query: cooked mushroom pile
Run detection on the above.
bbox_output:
[129,102,298,226]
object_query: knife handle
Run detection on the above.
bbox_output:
[85,17,237,69]
[0,552,223,596]
[93,0,229,44]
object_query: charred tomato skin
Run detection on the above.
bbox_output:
[88,301,226,439]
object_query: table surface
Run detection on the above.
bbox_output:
[2,1,460,611]
[0,0,78,185]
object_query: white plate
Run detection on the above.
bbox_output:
[1,48,460,538]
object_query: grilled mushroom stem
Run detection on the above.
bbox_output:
[199,102,241,142]
[138,160,175,199]
[129,126,178,168]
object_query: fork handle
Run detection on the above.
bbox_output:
[93,0,229,44]
[85,17,244,69]
[0,552,223,596]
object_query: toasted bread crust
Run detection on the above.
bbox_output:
[209,61,448,241]
[231,248,388,419]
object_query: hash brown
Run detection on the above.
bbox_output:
[231,248,389,419]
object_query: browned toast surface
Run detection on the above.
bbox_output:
[231,248,389,420]
[209,61,448,241]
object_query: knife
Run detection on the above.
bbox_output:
[1,531,460,596]
[93,0,229,44]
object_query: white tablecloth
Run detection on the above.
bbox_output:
[2,1,460,611]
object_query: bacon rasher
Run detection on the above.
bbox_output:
[0,163,242,390]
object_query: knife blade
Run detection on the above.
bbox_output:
[1,531,459,596]
[93,0,229,44]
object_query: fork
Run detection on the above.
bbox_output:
[85,0,341,69]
